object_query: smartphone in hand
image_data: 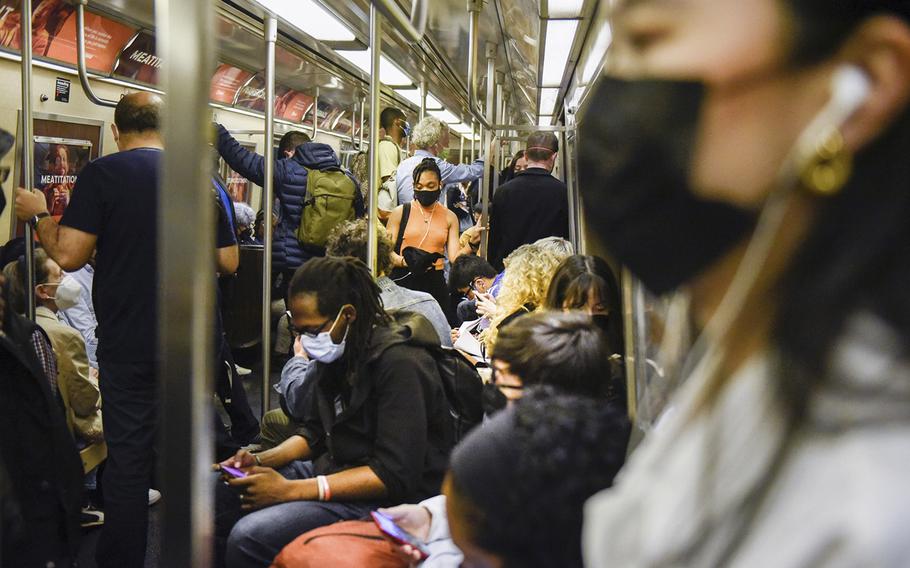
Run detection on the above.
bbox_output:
[220,465,248,479]
[371,511,431,560]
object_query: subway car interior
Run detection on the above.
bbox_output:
[4,0,910,567]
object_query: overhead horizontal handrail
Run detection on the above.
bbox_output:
[371,0,427,44]
[75,0,118,108]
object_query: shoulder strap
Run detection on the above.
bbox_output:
[394,202,411,254]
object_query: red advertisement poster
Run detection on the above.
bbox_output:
[0,0,135,73]
[219,141,256,204]
[210,63,254,104]
[34,136,92,218]
[112,30,159,84]
[276,91,313,122]
[44,6,136,72]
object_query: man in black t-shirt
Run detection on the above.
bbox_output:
[16,92,165,568]
[488,131,570,271]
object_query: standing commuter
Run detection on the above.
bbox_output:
[377,106,408,220]
[214,125,364,301]
[396,117,484,206]
[15,92,164,568]
[488,132,569,271]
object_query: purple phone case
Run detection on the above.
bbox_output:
[221,465,247,478]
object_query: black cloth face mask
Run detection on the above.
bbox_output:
[414,189,441,207]
[577,77,757,295]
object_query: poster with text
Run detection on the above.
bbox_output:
[210,63,254,104]
[112,30,159,84]
[34,136,92,218]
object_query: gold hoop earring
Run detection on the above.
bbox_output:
[800,127,852,196]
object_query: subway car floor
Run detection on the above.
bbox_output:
[76,351,281,568]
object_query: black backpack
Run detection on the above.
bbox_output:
[390,311,484,443]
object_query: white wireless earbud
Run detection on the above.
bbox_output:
[829,64,872,128]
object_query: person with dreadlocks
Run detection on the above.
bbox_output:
[212,256,453,568]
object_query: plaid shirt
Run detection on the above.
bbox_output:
[30,328,58,397]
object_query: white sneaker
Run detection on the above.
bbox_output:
[148,488,161,506]
[235,365,252,376]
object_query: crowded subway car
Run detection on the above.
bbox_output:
[3,0,910,567]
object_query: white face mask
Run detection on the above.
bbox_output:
[40,275,82,311]
[299,308,348,363]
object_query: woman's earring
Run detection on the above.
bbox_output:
[800,127,852,196]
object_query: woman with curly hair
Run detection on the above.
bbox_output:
[480,237,573,349]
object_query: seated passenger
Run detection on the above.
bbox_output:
[233,202,261,246]
[448,255,498,325]
[483,311,622,413]
[325,218,452,347]
[480,237,573,349]
[280,311,626,568]
[57,260,99,370]
[545,255,626,407]
[443,392,629,568]
[3,249,102,444]
[214,256,454,568]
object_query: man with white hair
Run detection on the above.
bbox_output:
[396,116,485,205]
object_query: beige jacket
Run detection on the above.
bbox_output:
[36,306,103,443]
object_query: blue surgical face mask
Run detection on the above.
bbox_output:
[298,308,348,363]
[401,121,412,138]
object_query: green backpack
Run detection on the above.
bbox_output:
[297,167,358,248]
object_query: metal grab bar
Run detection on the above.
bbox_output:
[20,0,36,320]
[371,0,427,44]
[75,0,118,108]
[260,15,277,419]
[466,4,492,132]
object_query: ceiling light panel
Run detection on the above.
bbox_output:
[256,0,355,42]
[429,109,461,124]
[541,19,579,87]
[539,87,560,117]
[547,0,585,18]
[336,49,413,86]
[393,88,443,110]
[538,115,553,126]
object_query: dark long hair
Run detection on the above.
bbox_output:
[545,255,624,357]
[774,2,910,422]
[288,256,390,378]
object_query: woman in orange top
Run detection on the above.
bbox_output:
[387,158,465,319]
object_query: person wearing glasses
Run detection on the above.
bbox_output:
[213,256,453,568]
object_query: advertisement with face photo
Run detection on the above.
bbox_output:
[34,137,92,218]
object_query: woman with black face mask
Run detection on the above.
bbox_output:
[581,1,910,566]
[386,158,467,317]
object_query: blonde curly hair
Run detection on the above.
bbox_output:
[482,238,574,349]
[410,116,446,150]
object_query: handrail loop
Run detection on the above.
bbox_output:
[75,0,118,108]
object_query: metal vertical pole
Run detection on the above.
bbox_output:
[359,95,366,149]
[470,121,476,160]
[478,43,496,258]
[261,15,277,418]
[156,0,215,563]
[366,4,382,275]
[20,0,35,321]
[312,87,319,139]
[560,129,578,251]
[419,79,427,122]
[459,135,465,165]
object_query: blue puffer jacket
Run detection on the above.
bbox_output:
[216,124,363,271]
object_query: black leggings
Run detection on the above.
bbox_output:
[390,267,450,320]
